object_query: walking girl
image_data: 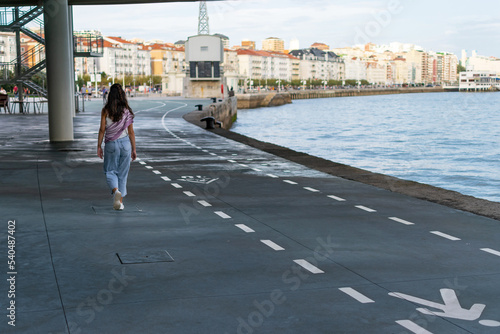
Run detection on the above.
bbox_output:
[97,83,137,210]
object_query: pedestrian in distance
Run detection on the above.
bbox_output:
[97,83,137,210]
[103,86,108,105]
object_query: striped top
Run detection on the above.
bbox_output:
[104,108,134,143]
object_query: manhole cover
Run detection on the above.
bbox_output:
[117,250,174,264]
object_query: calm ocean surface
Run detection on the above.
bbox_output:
[232,92,500,202]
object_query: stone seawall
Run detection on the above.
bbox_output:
[289,87,445,100]
[183,96,237,131]
[236,88,446,109]
[236,92,292,109]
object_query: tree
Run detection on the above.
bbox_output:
[457,64,466,73]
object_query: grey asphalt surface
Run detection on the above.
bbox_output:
[1,97,500,334]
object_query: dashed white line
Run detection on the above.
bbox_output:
[171,183,182,189]
[215,211,231,219]
[197,200,212,207]
[235,224,255,233]
[355,205,377,213]
[183,191,196,197]
[252,168,262,172]
[228,160,237,163]
[139,161,146,165]
[430,231,461,241]
[293,259,324,274]
[152,170,161,175]
[339,288,375,304]
[481,248,500,257]
[283,180,298,185]
[395,320,433,334]
[266,174,279,178]
[260,240,285,251]
[238,164,249,168]
[202,150,209,153]
[389,217,414,225]
[209,153,217,156]
[161,176,171,182]
[145,166,153,169]
[327,195,346,202]
[304,187,320,192]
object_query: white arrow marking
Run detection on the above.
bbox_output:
[389,289,485,321]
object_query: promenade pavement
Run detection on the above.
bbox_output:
[1,97,500,334]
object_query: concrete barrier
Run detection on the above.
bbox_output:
[236,92,292,109]
[183,96,237,131]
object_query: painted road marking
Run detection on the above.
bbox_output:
[327,195,346,202]
[304,187,320,192]
[355,205,377,213]
[161,176,171,182]
[293,259,324,274]
[228,159,237,163]
[183,191,196,197]
[171,183,182,189]
[252,168,262,172]
[139,161,146,165]
[283,180,298,185]
[395,320,433,334]
[197,200,212,207]
[209,153,217,156]
[389,217,414,225]
[431,231,461,241]
[202,150,209,153]
[390,289,486,321]
[260,240,285,251]
[267,174,279,178]
[153,170,161,175]
[238,164,249,167]
[481,248,500,257]
[145,166,153,169]
[235,224,255,233]
[339,288,374,304]
[215,211,231,219]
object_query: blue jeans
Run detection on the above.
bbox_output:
[103,136,132,197]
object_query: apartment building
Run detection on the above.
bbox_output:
[344,57,367,82]
[147,42,186,94]
[463,50,500,75]
[289,48,344,82]
[0,31,17,64]
[262,37,285,53]
[236,49,295,82]
[79,36,151,82]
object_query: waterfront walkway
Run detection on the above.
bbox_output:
[1,97,500,333]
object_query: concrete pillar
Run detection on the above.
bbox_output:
[44,0,74,142]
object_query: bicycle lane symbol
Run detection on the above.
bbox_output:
[389,289,500,327]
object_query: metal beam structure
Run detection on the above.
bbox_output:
[0,0,221,5]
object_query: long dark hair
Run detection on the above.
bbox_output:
[104,83,134,122]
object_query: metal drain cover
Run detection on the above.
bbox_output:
[117,250,174,264]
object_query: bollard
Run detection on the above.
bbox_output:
[195,104,203,111]
[211,97,217,103]
[200,116,216,129]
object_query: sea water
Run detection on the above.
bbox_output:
[232,92,500,202]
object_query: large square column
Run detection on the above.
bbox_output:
[44,0,74,142]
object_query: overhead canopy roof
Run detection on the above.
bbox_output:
[0,0,220,5]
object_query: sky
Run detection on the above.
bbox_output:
[73,0,500,58]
